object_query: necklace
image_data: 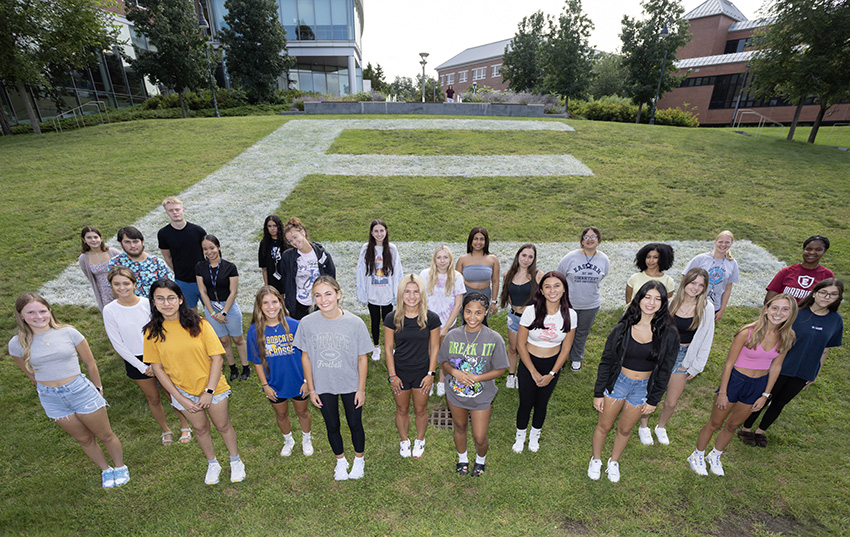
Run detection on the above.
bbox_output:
[464,326,482,345]
[583,249,597,264]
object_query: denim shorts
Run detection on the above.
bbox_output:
[605,371,649,407]
[176,279,201,309]
[204,303,244,338]
[36,374,107,420]
[672,344,689,375]
[506,310,521,333]
[719,368,768,405]
[170,385,231,411]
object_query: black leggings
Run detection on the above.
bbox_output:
[516,353,561,430]
[368,303,393,346]
[742,374,808,431]
[319,392,365,455]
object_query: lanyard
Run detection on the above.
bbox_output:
[209,262,222,302]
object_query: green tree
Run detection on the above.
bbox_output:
[501,11,546,93]
[219,0,294,103]
[363,62,388,94]
[0,0,118,134]
[127,0,210,118]
[390,76,415,101]
[620,0,689,122]
[588,52,628,99]
[541,0,594,108]
[414,75,445,102]
[749,0,850,143]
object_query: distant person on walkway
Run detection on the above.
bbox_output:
[9,293,129,488]
[456,227,500,319]
[157,196,207,311]
[765,235,833,304]
[683,230,738,321]
[108,226,172,297]
[78,226,121,310]
[258,215,287,295]
[281,217,336,320]
[356,219,403,362]
[557,226,610,371]
[499,243,544,389]
[625,243,675,303]
[446,85,455,102]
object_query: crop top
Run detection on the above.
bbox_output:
[622,331,654,372]
[519,306,577,349]
[734,330,780,370]
[674,315,695,344]
[462,264,493,284]
[8,327,86,382]
[508,280,534,308]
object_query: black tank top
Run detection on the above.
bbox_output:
[508,280,533,307]
[622,331,654,372]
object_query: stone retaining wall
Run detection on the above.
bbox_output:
[304,101,545,117]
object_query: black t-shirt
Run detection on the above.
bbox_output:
[384,310,441,373]
[158,222,207,282]
[258,239,285,271]
[195,259,238,303]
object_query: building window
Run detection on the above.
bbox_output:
[491,64,501,78]
[724,38,751,54]
[447,73,454,84]
[472,67,486,81]
[679,76,717,88]
[440,75,445,86]
[459,70,468,83]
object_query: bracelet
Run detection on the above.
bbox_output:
[262,383,268,387]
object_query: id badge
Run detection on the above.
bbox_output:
[212,301,225,313]
[272,271,282,280]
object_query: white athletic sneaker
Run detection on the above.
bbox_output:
[371,346,381,361]
[280,437,296,457]
[302,435,314,456]
[528,428,541,452]
[436,382,445,397]
[506,374,516,388]
[688,450,708,476]
[412,439,425,458]
[571,361,582,371]
[348,457,365,480]
[606,458,620,483]
[334,459,349,481]
[511,430,527,453]
[638,427,655,446]
[205,461,222,485]
[399,439,412,458]
[230,460,246,483]
[706,449,725,476]
[654,426,670,445]
[587,458,602,480]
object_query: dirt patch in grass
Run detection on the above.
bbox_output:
[553,517,589,535]
[709,512,802,536]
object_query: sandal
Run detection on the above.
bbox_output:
[753,432,768,448]
[472,463,486,477]
[161,431,173,446]
[179,428,193,444]
[737,429,756,446]
[456,462,469,476]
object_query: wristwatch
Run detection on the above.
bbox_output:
[761,392,772,400]
[427,371,435,376]
[205,388,214,395]
[549,370,557,377]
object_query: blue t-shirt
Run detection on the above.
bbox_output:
[247,319,303,398]
[781,309,843,381]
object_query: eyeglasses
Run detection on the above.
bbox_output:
[582,235,598,241]
[815,290,840,299]
[154,295,180,304]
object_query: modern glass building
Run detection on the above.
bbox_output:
[207,0,364,95]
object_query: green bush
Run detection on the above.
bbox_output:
[568,99,699,127]
[654,106,700,127]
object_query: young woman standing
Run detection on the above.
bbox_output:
[511,272,576,454]
[247,286,313,457]
[384,275,441,458]
[295,276,372,481]
[281,217,336,320]
[739,279,843,447]
[9,293,129,488]
[420,245,466,396]
[258,215,287,294]
[588,281,679,483]
[557,226,610,371]
[455,227,500,318]
[765,235,833,304]
[684,230,739,321]
[103,266,192,445]
[195,235,250,381]
[625,243,676,303]
[144,280,245,485]
[688,294,797,477]
[356,219,403,362]
[637,268,714,446]
[499,243,544,389]
[438,292,509,477]
[78,226,121,311]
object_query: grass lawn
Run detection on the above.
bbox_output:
[727,124,850,148]
[1,116,849,536]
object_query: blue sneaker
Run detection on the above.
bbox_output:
[113,465,130,487]
[102,467,115,488]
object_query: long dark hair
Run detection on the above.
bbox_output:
[527,271,572,333]
[261,215,285,247]
[798,278,843,312]
[499,243,539,308]
[616,280,674,362]
[466,227,490,254]
[144,279,201,342]
[80,226,109,253]
[364,219,395,277]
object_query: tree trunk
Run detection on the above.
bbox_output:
[786,99,804,141]
[15,80,41,135]
[808,104,827,144]
[179,91,187,119]
[635,103,643,124]
[0,102,12,135]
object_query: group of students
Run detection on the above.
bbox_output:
[8,209,843,486]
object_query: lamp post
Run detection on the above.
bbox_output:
[648,19,670,125]
[197,0,220,118]
[419,52,429,103]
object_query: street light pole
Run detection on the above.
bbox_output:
[197,0,220,118]
[419,52,429,103]
[649,19,670,125]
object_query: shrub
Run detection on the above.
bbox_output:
[654,106,700,127]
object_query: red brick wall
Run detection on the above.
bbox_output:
[437,58,510,95]
[678,15,736,59]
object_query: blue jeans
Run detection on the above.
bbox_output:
[506,310,521,332]
[170,385,232,411]
[605,372,649,407]
[36,374,107,420]
[672,344,689,374]
[176,279,201,309]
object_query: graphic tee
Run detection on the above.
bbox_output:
[766,264,834,303]
[437,326,508,410]
[247,319,304,398]
[295,249,320,306]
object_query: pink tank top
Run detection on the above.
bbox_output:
[734,329,780,370]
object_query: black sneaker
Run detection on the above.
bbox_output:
[229,366,239,381]
[240,366,251,381]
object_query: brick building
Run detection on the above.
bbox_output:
[435,39,512,95]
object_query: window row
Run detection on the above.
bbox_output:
[439,64,502,86]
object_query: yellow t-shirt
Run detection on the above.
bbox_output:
[144,320,229,396]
